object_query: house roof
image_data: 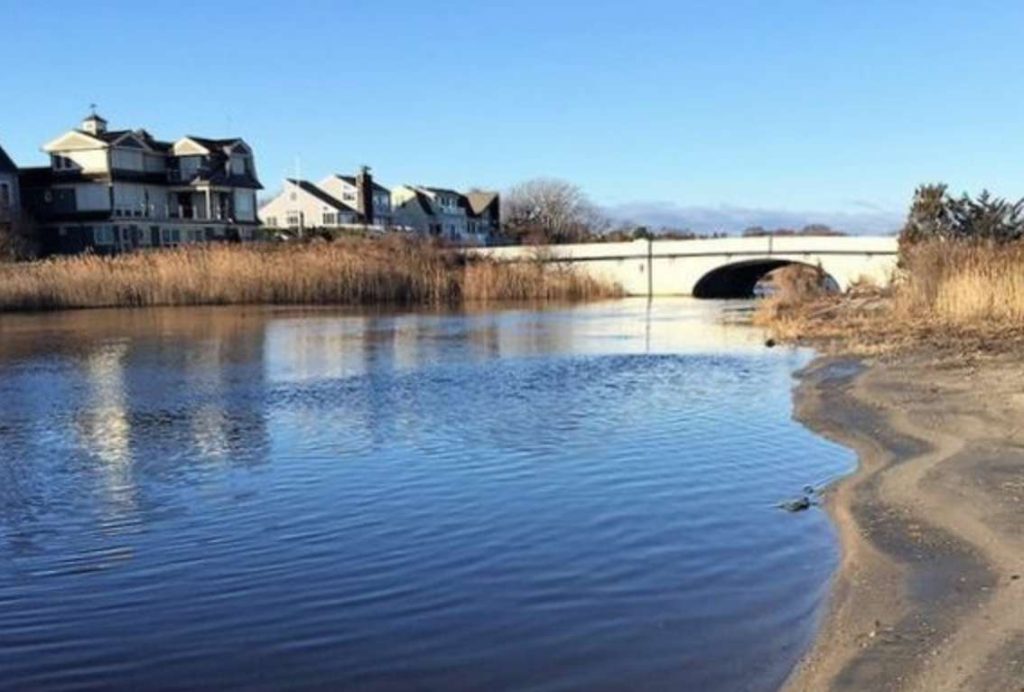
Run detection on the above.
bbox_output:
[0,144,16,173]
[93,129,132,143]
[419,185,461,197]
[287,179,358,213]
[186,136,245,152]
[332,174,389,194]
[463,191,499,217]
[410,190,435,216]
[135,130,173,152]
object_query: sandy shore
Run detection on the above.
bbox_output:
[786,353,1024,691]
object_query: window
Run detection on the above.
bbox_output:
[342,192,356,202]
[289,192,297,201]
[94,227,114,245]
[0,183,9,207]
[323,212,337,225]
[160,228,182,246]
[286,213,302,228]
[266,216,277,227]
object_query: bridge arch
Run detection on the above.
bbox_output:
[691,258,839,299]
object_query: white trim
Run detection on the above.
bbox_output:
[43,130,107,152]
[172,137,212,156]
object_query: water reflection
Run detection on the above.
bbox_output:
[0,299,850,692]
[75,341,135,518]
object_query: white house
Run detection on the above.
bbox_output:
[319,168,392,227]
[259,167,389,232]
[392,185,500,244]
[0,144,20,233]
[20,112,262,254]
[258,178,360,231]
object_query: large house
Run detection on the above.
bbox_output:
[392,185,500,244]
[259,167,389,232]
[0,144,20,233]
[259,166,501,244]
[319,170,393,227]
[20,112,262,254]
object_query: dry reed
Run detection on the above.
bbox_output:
[0,238,619,312]
[754,240,1024,353]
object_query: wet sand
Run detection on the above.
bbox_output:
[786,354,1024,691]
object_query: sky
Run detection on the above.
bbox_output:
[2,0,1023,233]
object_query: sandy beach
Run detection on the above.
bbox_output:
[786,353,1024,691]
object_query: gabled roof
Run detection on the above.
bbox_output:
[397,188,435,216]
[0,144,16,173]
[185,136,247,153]
[463,191,499,217]
[135,130,173,152]
[43,130,108,152]
[419,185,461,197]
[331,174,390,194]
[287,179,357,213]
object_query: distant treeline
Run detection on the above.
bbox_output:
[499,178,850,244]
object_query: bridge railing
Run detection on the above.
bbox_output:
[474,235,899,263]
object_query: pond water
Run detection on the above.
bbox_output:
[0,299,854,691]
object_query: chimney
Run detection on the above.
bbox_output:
[356,165,374,226]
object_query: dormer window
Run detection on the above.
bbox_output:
[52,155,74,171]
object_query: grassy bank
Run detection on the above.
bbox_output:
[0,238,620,312]
[755,240,1024,352]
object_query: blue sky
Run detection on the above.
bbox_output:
[3,0,1023,232]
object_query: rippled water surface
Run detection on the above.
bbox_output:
[0,299,854,691]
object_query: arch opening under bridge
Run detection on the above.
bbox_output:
[691,259,840,299]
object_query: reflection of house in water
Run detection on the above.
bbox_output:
[141,310,272,469]
[70,310,273,508]
[264,315,377,383]
[75,342,136,518]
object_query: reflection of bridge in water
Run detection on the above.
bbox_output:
[478,235,899,298]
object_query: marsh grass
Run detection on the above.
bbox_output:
[754,240,1024,353]
[0,238,619,312]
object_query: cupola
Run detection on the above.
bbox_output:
[81,111,108,135]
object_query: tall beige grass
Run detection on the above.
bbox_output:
[0,238,619,312]
[755,240,1024,351]
[896,241,1024,325]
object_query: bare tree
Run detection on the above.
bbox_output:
[502,178,607,244]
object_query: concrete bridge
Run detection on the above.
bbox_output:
[478,235,899,298]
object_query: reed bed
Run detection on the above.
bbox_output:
[754,240,1024,352]
[0,238,619,312]
[896,241,1024,324]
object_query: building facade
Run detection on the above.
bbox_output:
[259,179,360,231]
[0,144,20,233]
[259,166,501,244]
[259,167,390,233]
[20,113,262,254]
[319,168,392,228]
[392,185,500,245]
